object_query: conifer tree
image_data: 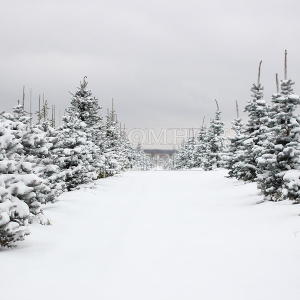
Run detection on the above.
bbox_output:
[54,112,98,191]
[102,107,123,176]
[235,61,269,181]
[257,50,300,201]
[174,141,188,169]
[1,104,51,224]
[132,143,152,170]
[27,100,66,203]
[194,117,207,168]
[174,134,197,169]
[69,77,102,127]
[227,101,246,177]
[0,181,30,247]
[203,100,225,170]
[0,114,31,246]
[70,78,105,174]
[186,134,197,168]
[118,125,134,170]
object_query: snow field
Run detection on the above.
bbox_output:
[1,170,300,300]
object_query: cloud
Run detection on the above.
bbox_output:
[1,0,300,136]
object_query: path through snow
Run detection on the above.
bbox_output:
[1,170,300,300]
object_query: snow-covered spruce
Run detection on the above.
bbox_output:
[282,170,300,203]
[193,121,208,168]
[0,107,51,224]
[257,52,300,201]
[53,113,98,191]
[174,136,197,169]
[231,61,268,182]
[203,101,225,171]
[0,181,30,247]
[0,116,31,246]
[118,126,135,170]
[132,143,153,170]
[227,101,246,178]
[67,77,105,177]
[101,108,123,176]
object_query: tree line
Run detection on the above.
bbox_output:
[0,77,151,247]
[174,50,300,205]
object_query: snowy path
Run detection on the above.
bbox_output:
[1,170,300,300]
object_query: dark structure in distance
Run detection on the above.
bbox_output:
[144,149,177,168]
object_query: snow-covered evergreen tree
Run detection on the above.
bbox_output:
[31,103,66,203]
[194,119,208,168]
[227,101,246,178]
[174,134,197,169]
[185,135,197,168]
[0,114,32,246]
[101,107,123,176]
[0,181,30,247]
[132,143,152,170]
[54,112,98,191]
[0,105,51,224]
[236,61,269,181]
[203,101,225,170]
[68,77,105,176]
[118,125,135,170]
[69,77,102,128]
[174,141,187,169]
[257,51,300,201]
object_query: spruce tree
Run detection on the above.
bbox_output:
[54,112,98,191]
[194,118,207,168]
[118,125,135,170]
[236,61,269,181]
[227,101,246,177]
[102,108,123,176]
[68,77,105,176]
[0,182,30,247]
[0,114,32,246]
[1,105,51,224]
[132,143,152,170]
[69,77,102,127]
[28,100,66,203]
[174,141,188,169]
[257,51,300,201]
[174,134,197,169]
[203,100,225,170]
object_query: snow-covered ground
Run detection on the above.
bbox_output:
[1,170,300,300]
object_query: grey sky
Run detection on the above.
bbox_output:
[1,0,300,133]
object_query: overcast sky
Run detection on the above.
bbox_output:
[1,0,300,133]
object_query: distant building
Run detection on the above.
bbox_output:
[144,149,177,167]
